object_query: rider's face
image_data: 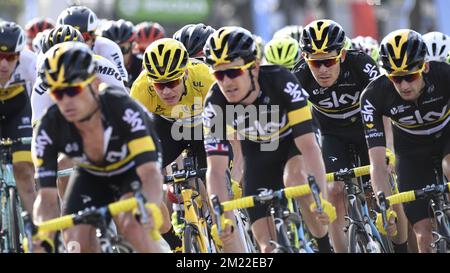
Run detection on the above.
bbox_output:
[304,50,345,88]
[52,81,98,122]
[0,53,19,83]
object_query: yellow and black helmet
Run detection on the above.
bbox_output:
[41,41,96,88]
[143,38,189,81]
[41,25,85,54]
[379,29,427,74]
[300,19,346,54]
[203,26,257,67]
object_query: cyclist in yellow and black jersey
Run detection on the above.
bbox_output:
[131,38,215,168]
[203,26,335,253]
[361,29,450,252]
[32,42,165,253]
[0,21,37,215]
[291,20,409,253]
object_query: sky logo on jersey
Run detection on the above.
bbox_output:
[284,82,306,103]
[122,109,146,132]
[33,129,53,158]
[105,144,128,162]
[362,99,376,128]
[318,91,360,109]
[363,63,379,80]
[398,106,448,126]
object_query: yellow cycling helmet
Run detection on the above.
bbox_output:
[265,36,301,69]
[41,41,96,89]
[379,29,427,74]
[143,38,189,82]
[300,19,346,54]
[203,26,257,67]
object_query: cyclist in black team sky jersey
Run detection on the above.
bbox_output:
[361,29,450,253]
[32,42,165,253]
[293,19,408,253]
[203,26,336,253]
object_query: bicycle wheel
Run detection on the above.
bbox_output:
[183,224,202,253]
[7,187,21,253]
[348,223,370,253]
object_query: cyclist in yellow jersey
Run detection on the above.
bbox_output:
[131,38,217,168]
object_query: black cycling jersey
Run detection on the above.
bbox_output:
[361,61,450,224]
[203,65,313,223]
[33,87,162,188]
[293,50,380,132]
[126,54,143,88]
[361,61,450,149]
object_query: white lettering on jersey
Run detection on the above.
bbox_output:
[318,91,360,108]
[284,82,306,103]
[122,108,146,132]
[34,129,53,157]
[363,63,379,79]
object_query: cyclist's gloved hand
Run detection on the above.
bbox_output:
[23,233,55,253]
[376,208,398,236]
[231,179,242,200]
[385,148,396,172]
[211,216,234,248]
[310,197,337,225]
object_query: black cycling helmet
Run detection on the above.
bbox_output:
[379,29,428,74]
[173,23,215,57]
[57,6,98,33]
[0,21,26,53]
[300,19,346,54]
[42,41,96,88]
[203,26,257,66]
[100,19,135,44]
[41,25,85,54]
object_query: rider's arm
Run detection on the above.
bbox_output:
[229,140,243,184]
[383,116,394,152]
[31,116,59,222]
[360,84,391,196]
[136,161,163,205]
[282,71,328,195]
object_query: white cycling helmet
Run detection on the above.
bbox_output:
[423,31,450,62]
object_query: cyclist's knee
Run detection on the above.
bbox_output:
[63,226,98,253]
[251,217,274,253]
[159,202,172,234]
[442,154,450,179]
[413,219,433,246]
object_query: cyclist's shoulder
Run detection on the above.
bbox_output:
[426,61,450,80]
[361,74,391,101]
[93,36,121,55]
[344,50,379,78]
[16,49,37,81]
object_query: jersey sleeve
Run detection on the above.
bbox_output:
[193,61,215,98]
[202,86,231,157]
[130,71,155,113]
[32,114,59,188]
[113,93,160,166]
[31,78,54,127]
[95,37,129,82]
[279,69,314,138]
[360,80,387,149]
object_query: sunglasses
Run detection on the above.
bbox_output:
[212,61,255,81]
[0,53,19,62]
[387,64,425,84]
[120,44,131,54]
[152,76,183,90]
[50,85,84,101]
[305,50,343,69]
[82,31,96,42]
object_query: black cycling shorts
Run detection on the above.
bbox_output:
[62,168,141,216]
[152,114,208,169]
[242,136,300,224]
[320,125,370,182]
[394,126,450,225]
[0,91,32,163]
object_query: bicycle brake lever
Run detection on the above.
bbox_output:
[135,192,149,225]
[308,176,323,214]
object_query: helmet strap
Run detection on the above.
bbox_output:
[235,65,258,105]
[77,84,101,123]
